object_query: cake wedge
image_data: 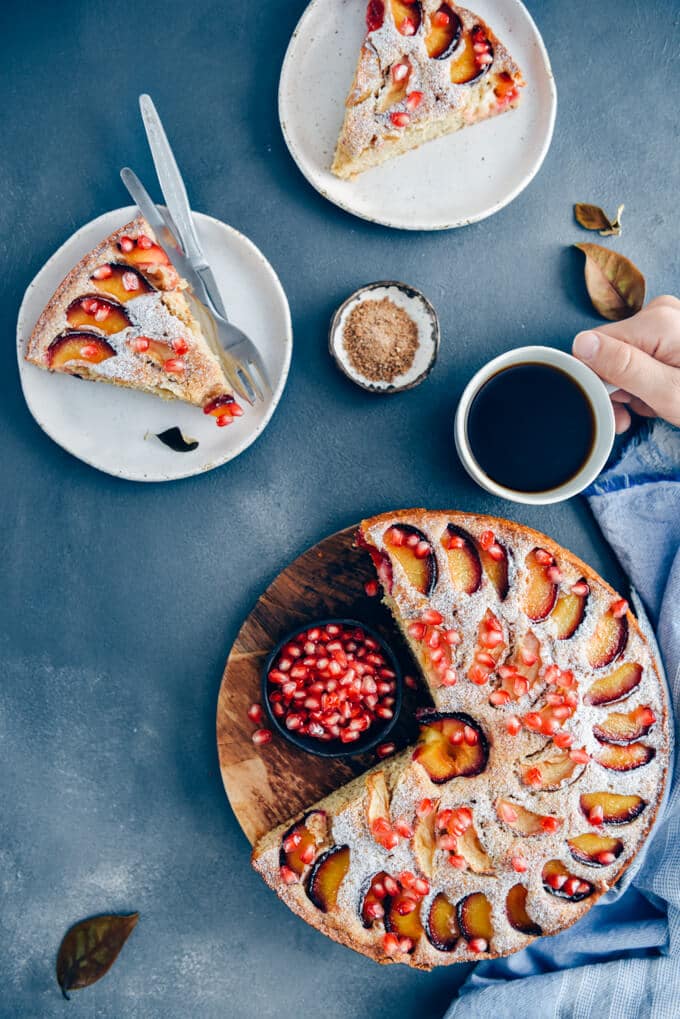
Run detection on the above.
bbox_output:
[25,216,241,427]
[332,1,525,179]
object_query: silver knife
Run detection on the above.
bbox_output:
[138,93,228,320]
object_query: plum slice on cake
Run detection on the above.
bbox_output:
[25,217,241,427]
[331,1,524,179]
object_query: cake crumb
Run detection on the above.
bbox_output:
[343,298,419,383]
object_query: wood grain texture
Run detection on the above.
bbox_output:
[216,525,423,845]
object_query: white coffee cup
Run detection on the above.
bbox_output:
[454,345,616,506]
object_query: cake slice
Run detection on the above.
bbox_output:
[25,216,241,427]
[332,1,524,179]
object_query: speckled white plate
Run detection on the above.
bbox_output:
[279,0,557,230]
[17,207,292,482]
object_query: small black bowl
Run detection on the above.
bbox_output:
[261,618,403,759]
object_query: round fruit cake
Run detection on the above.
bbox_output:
[251,510,670,969]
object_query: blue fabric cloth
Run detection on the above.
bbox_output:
[446,420,680,1019]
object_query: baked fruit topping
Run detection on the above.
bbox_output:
[567,833,624,868]
[425,5,462,59]
[457,892,493,952]
[552,580,588,639]
[384,524,437,595]
[360,871,391,926]
[391,0,422,36]
[90,264,154,302]
[66,296,131,336]
[413,711,488,782]
[524,548,559,622]
[478,529,509,599]
[426,892,458,951]
[579,792,647,826]
[506,883,542,936]
[594,742,655,772]
[495,799,563,837]
[519,748,584,792]
[442,524,482,594]
[587,605,629,669]
[584,662,643,706]
[449,24,493,85]
[279,810,329,879]
[593,705,656,745]
[47,332,116,369]
[117,233,170,267]
[542,860,593,902]
[307,845,351,912]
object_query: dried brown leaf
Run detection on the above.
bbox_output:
[574,243,645,321]
[56,913,139,1000]
[574,203,624,237]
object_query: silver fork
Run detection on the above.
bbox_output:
[138,93,271,404]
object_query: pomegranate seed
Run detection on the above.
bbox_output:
[119,235,134,252]
[283,832,302,852]
[398,870,415,889]
[433,9,449,26]
[364,580,379,597]
[435,809,453,830]
[173,337,189,355]
[299,843,316,865]
[449,729,464,745]
[513,677,529,698]
[552,705,572,721]
[520,647,538,666]
[479,530,495,550]
[382,932,400,956]
[365,900,384,920]
[81,298,97,313]
[384,875,400,897]
[506,715,522,736]
[408,621,426,640]
[480,628,504,648]
[392,61,409,82]
[511,855,527,873]
[441,668,457,687]
[448,534,465,549]
[553,731,573,749]
[400,16,416,34]
[396,896,418,915]
[394,818,413,839]
[468,938,488,953]
[544,665,561,685]
[534,549,553,565]
[421,609,443,626]
[426,628,441,649]
[525,767,543,787]
[376,706,393,720]
[569,748,590,764]
[280,865,298,884]
[404,674,418,690]
[577,881,591,894]
[122,271,140,292]
[443,628,461,645]
[406,91,423,111]
[523,712,543,732]
[414,540,430,558]
[437,833,457,851]
[487,543,504,561]
[541,816,561,832]
[611,598,628,618]
[247,703,263,725]
[469,665,488,686]
[463,725,478,745]
[635,706,656,727]
[137,234,153,250]
[540,716,560,736]
[475,651,496,669]
[398,937,413,954]
[92,264,112,279]
[547,566,563,584]
[571,581,589,596]
[489,689,510,706]
[449,854,466,869]
[597,851,616,865]
[252,728,272,746]
[546,872,565,890]
[588,805,604,826]
[412,878,429,897]
[564,877,580,897]
[498,801,518,823]
[94,305,110,321]
[79,344,99,360]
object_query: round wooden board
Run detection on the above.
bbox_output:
[216,524,424,846]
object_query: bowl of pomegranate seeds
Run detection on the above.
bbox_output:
[262,619,403,758]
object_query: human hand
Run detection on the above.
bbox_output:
[572,295,680,433]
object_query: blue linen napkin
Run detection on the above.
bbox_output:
[445,420,680,1019]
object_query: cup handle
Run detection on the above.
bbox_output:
[603,382,618,395]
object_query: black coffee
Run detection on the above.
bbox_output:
[466,363,595,493]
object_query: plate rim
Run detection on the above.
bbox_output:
[16,205,293,483]
[278,0,558,231]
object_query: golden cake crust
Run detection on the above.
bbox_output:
[251,510,670,969]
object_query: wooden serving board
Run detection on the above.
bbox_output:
[216,524,424,846]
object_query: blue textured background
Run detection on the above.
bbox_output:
[1,1,679,1016]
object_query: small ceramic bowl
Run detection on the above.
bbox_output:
[261,618,403,758]
[329,281,439,393]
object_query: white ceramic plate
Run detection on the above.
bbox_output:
[17,207,292,482]
[279,0,557,230]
